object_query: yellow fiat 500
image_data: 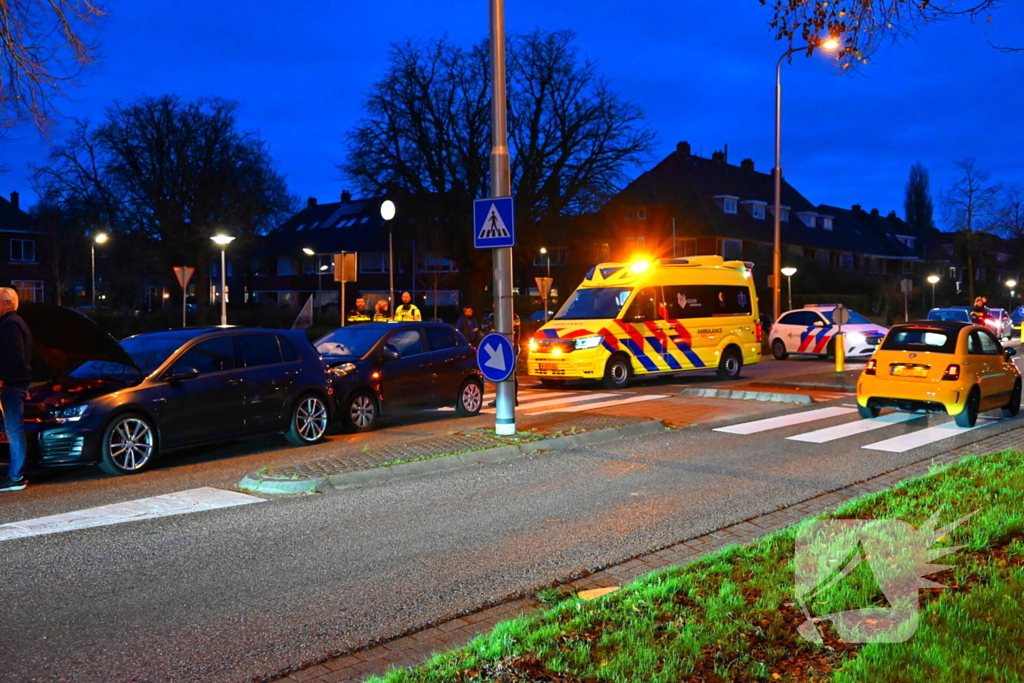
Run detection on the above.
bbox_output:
[857,320,1021,427]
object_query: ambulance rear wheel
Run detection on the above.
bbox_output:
[602,355,633,390]
[717,348,743,380]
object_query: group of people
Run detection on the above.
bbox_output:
[346,292,423,325]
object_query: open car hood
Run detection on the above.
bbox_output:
[18,303,140,380]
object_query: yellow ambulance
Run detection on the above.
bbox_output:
[527,256,762,389]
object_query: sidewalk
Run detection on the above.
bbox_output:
[750,367,861,392]
[266,423,1024,683]
[240,413,665,495]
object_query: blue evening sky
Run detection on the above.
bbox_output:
[3,1,1022,230]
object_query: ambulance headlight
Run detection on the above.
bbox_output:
[846,332,866,346]
[574,335,604,350]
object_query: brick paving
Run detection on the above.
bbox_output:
[270,424,1024,683]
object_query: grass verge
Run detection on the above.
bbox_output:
[367,449,1024,682]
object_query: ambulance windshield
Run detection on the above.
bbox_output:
[554,287,633,320]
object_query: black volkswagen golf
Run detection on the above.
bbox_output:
[9,305,333,476]
[315,321,483,432]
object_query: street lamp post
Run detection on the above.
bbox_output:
[381,200,397,310]
[927,275,940,309]
[773,38,839,323]
[211,234,235,326]
[302,247,321,306]
[1007,279,1017,310]
[539,247,552,322]
[781,266,797,312]
[91,232,108,309]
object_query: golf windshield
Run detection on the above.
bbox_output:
[554,287,633,320]
[821,309,871,325]
[315,327,386,359]
[120,336,195,375]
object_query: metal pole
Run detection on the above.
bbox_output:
[91,242,96,309]
[341,251,347,328]
[182,286,186,329]
[787,274,792,312]
[389,228,395,312]
[772,53,785,324]
[672,217,677,258]
[220,247,228,326]
[490,0,516,436]
[931,282,936,309]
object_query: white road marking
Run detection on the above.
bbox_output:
[538,394,670,413]
[433,390,576,412]
[481,392,619,414]
[0,488,264,542]
[713,407,857,435]
[863,419,1002,453]
[787,411,922,443]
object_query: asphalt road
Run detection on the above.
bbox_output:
[2,374,1021,683]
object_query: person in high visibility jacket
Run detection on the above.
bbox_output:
[394,291,421,322]
[373,299,391,322]
[346,297,372,324]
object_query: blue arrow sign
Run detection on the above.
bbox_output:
[474,196,515,249]
[477,332,517,382]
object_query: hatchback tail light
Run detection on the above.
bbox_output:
[942,364,961,381]
[865,359,877,376]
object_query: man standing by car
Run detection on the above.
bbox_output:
[394,291,422,322]
[971,296,990,325]
[347,297,372,325]
[0,288,32,492]
[456,306,480,346]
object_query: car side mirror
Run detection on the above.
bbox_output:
[382,345,401,362]
[1004,347,1017,359]
[166,366,200,383]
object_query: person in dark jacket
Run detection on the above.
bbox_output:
[0,288,32,491]
[455,307,480,345]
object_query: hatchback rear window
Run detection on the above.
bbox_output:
[881,327,958,354]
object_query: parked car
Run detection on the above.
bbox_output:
[770,305,887,360]
[315,321,483,432]
[3,304,333,476]
[931,306,1013,340]
[926,307,972,323]
[857,320,1020,427]
[987,308,1014,341]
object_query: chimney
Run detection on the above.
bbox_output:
[341,190,352,203]
[723,143,728,164]
[676,141,691,157]
[888,210,897,218]
[870,208,880,217]
[307,197,317,208]
[711,151,725,163]
[9,191,19,211]
[740,158,755,173]
[851,204,862,212]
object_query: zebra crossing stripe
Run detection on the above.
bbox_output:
[787,411,922,443]
[862,418,1002,453]
[540,394,669,413]
[481,392,618,414]
[713,407,857,435]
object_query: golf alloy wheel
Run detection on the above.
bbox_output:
[102,415,155,475]
[287,395,328,446]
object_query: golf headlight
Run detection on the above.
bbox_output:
[55,404,93,423]
[574,335,604,350]
[330,362,357,376]
[846,332,866,346]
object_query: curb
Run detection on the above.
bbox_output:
[680,387,814,405]
[240,420,667,495]
[749,380,857,392]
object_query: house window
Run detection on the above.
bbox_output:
[360,252,389,273]
[723,199,737,214]
[950,266,960,281]
[715,195,739,215]
[677,239,697,257]
[533,247,567,266]
[9,239,35,263]
[902,261,913,274]
[11,280,44,303]
[798,213,816,228]
[276,256,294,276]
[422,290,460,307]
[840,253,853,271]
[636,207,647,220]
[870,258,881,274]
[592,242,611,263]
[976,268,987,281]
[751,204,765,220]
[722,239,743,260]
[421,255,458,272]
[821,217,833,231]
[816,250,830,265]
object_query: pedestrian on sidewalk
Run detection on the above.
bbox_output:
[455,306,480,345]
[0,287,32,492]
[394,291,421,322]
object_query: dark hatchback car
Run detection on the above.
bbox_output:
[315,322,483,432]
[5,305,333,476]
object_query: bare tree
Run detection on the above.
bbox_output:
[33,95,294,317]
[760,0,1006,69]
[0,0,107,131]
[943,158,1002,301]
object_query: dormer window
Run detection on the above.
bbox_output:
[896,235,916,248]
[741,200,767,220]
[714,195,739,215]
[770,206,790,222]
[797,212,817,228]
[818,216,834,231]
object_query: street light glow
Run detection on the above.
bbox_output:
[302,247,315,256]
[380,199,396,221]
[781,267,797,277]
[1008,280,1018,288]
[539,247,547,255]
[821,37,841,51]
[211,234,235,246]
[94,232,109,245]
[927,275,940,284]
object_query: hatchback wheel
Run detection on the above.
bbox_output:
[286,394,328,446]
[1003,379,1022,417]
[343,391,378,432]
[955,387,981,428]
[771,339,788,360]
[858,403,881,419]
[99,413,156,476]
[456,379,484,417]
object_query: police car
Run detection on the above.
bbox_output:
[770,305,888,360]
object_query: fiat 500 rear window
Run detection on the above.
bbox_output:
[881,327,957,354]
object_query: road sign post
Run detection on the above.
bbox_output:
[535,276,553,322]
[477,333,516,383]
[173,266,195,329]
[334,252,358,327]
[834,304,850,374]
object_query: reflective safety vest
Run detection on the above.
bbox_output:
[372,312,391,322]
[346,309,372,324]
[394,304,421,322]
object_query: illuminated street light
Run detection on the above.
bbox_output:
[211,234,235,326]
[91,232,109,309]
[1007,279,1018,310]
[773,37,840,322]
[927,274,940,309]
[781,266,797,312]
[381,200,397,308]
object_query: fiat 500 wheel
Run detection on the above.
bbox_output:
[286,394,329,446]
[955,387,981,428]
[1003,379,1022,417]
[858,404,881,419]
[99,414,156,475]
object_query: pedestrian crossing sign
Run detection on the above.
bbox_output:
[474,196,516,248]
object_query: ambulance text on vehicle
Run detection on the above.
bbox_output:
[527,256,762,389]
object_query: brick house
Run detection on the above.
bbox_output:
[0,191,48,303]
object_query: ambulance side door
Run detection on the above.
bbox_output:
[659,284,708,370]
[619,287,664,374]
